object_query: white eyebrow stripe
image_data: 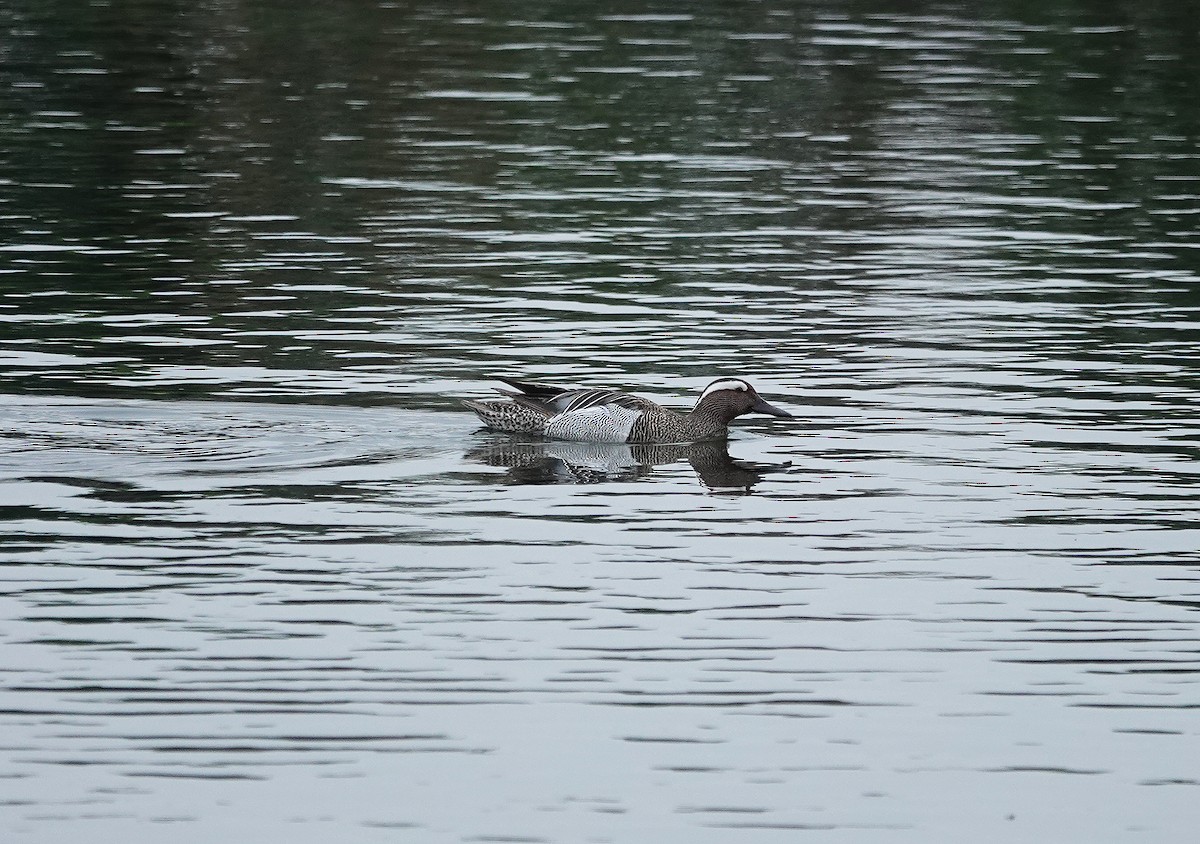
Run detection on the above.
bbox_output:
[700,379,750,399]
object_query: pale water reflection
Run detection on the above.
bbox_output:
[3,0,1200,842]
[466,436,790,490]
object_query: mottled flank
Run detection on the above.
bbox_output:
[464,377,792,443]
[543,403,641,443]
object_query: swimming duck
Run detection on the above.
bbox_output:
[464,377,793,443]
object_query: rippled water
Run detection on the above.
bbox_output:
[3,1,1200,841]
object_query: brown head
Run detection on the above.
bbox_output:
[692,378,793,424]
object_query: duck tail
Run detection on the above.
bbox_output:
[463,399,548,435]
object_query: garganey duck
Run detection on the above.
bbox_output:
[464,377,793,443]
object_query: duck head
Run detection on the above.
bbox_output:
[694,378,793,422]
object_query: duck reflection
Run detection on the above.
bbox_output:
[467,436,788,492]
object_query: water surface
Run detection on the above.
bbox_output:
[2,1,1199,841]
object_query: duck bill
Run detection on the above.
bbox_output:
[751,397,793,418]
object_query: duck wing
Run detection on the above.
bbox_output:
[497,378,570,402]
[555,388,657,414]
[496,379,661,416]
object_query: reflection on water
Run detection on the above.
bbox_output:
[467,435,789,491]
[2,0,1200,842]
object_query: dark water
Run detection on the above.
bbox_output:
[3,1,1199,841]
